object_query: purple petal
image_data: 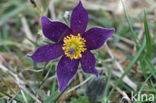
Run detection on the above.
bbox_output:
[80,51,98,77]
[41,16,71,42]
[29,44,63,62]
[70,0,88,35]
[84,27,114,50]
[57,56,79,92]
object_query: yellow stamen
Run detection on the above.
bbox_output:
[62,33,87,60]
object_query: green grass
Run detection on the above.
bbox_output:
[107,38,146,102]
[144,10,152,57]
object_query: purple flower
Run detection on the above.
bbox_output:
[29,0,114,92]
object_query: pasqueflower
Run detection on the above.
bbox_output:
[29,0,114,92]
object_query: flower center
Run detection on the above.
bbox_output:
[62,33,87,60]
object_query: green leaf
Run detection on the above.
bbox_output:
[27,38,40,47]
[70,96,89,103]
[138,70,156,94]
[43,91,59,103]
[144,58,156,80]
[144,10,152,57]
[121,0,140,49]
[102,59,114,103]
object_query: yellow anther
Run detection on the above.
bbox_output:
[62,33,87,60]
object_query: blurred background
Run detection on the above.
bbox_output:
[0,0,156,103]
